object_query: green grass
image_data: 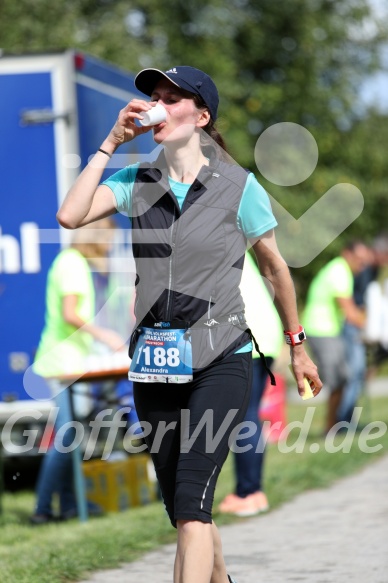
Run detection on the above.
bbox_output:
[1,395,387,583]
[263,394,388,507]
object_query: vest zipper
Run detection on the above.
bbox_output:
[165,206,177,320]
[165,176,206,322]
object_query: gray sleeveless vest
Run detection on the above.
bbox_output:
[129,150,251,369]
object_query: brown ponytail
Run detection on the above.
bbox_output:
[203,120,229,153]
[193,95,230,160]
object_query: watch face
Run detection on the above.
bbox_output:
[298,332,306,341]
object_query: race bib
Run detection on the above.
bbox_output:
[128,327,193,383]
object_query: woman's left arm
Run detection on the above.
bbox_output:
[252,229,323,397]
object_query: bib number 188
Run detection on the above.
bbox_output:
[138,346,180,367]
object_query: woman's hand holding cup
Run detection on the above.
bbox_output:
[107,99,163,148]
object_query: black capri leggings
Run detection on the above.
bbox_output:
[133,352,252,527]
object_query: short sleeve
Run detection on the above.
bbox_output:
[237,173,278,238]
[102,163,140,216]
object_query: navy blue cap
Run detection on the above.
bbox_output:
[134,66,219,121]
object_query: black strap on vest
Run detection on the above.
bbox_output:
[245,328,276,386]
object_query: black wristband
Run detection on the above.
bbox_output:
[98,148,112,159]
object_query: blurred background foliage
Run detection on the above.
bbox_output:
[1,0,387,297]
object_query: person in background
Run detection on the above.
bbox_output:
[339,233,388,424]
[303,241,369,433]
[30,217,125,524]
[218,251,283,516]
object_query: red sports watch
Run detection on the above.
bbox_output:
[284,325,307,346]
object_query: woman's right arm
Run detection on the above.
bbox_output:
[57,99,154,229]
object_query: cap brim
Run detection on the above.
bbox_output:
[134,68,181,96]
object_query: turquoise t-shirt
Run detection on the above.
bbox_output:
[103,163,277,239]
[103,164,278,353]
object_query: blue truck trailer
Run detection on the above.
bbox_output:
[0,51,152,473]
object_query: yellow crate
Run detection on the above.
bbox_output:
[83,459,131,512]
[126,454,158,506]
[82,455,157,513]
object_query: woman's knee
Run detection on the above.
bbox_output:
[176,519,211,536]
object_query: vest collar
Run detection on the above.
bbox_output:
[140,149,222,183]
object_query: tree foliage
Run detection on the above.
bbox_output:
[1,0,387,295]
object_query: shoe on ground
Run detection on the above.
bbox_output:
[218,493,241,512]
[218,491,269,517]
[29,513,56,526]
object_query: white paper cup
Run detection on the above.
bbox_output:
[139,103,167,126]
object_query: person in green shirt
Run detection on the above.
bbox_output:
[303,241,368,432]
[34,218,124,378]
[30,218,124,524]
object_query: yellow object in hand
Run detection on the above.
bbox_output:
[288,364,315,400]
